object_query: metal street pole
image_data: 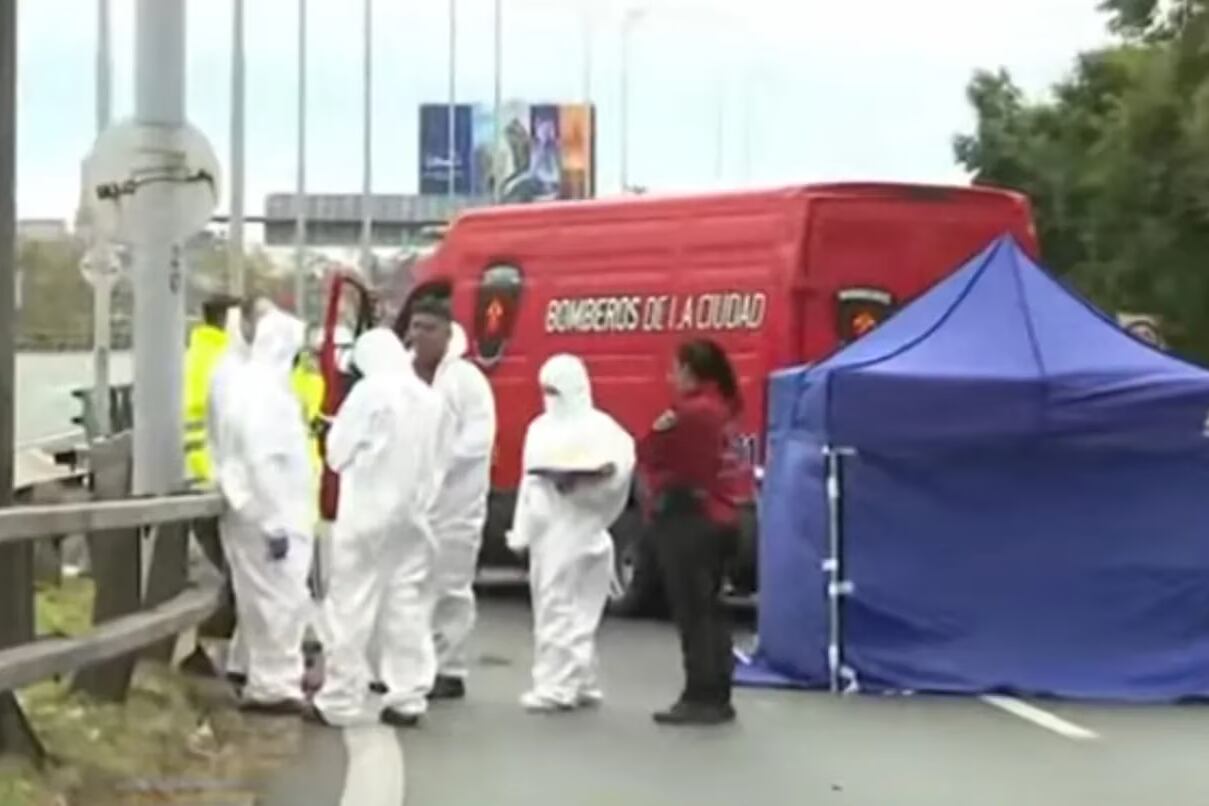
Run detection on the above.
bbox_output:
[0,0,42,760]
[229,0,246,295]
[131,0,187,496]
[0,0,30,644]
[582,5,593,198]
[360,0,373,275]
[92,0,114,437]
[714,76,724,184]
[448,0,457,199]
[492,0,501,202]
[294,0,307,318]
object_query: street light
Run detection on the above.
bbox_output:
[361,0,374,274]
[492,0,502,201]
[230,0,245,295]
[294,0,308,319]
[448,0,458,199]
[620,6,647,194]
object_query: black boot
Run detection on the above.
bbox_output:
[427,675,466,701]
[380,708,421,729]
[653,701,736,727]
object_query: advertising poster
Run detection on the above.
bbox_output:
[418,104,474,195]
[418,102,596,203]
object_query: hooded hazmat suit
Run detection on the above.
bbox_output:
[508,355,635,710]
[315,328,446,725]
[206,307,251,679]
[217,310,315,705]
[427,323,497,684]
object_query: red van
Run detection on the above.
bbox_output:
[319,182,1038,615]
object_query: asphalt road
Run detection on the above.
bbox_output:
[261,597,1209,806]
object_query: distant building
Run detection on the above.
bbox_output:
[259,193,489,248]
[17,219,69,242]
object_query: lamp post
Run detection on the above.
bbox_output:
[619,7,646,194]
[360,0,374,274]
[294,0,308,317]
[131,0,187,495]
[229,0,245,295]
[91,0,114,436]
[448,0,458,199]
[492,0,502,202]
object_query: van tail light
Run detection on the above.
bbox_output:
[836,287,895,345]
[474,264,523,367]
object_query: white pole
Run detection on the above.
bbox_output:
[742,64,753,184]
[620,9,643,194]
[132,0,187,495]
[714,77,724,184]
[92,0,113,437]
[447,0,457,199]
[360,0,373,274]
[229,0,245,295]
[582,6,593,198]
[294,0,307,317]
[492,0,501,202]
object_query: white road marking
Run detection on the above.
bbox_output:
[339,725,407,806]
[980,695,1099,741]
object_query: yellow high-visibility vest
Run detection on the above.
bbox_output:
[291,363,326,473]
[183,324,229,483]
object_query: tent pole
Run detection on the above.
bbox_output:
[825,446,844,694]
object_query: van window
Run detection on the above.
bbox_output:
[395,279,453,335]
[474,264,524,365]
[836,287,895,345]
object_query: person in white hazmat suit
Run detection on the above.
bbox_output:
[507,355,635,711]
[311,328,446,727]
[406,297,497,700]
[205,302,253,687]
[216,308,315,712]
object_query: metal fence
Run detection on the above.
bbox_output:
[0,433,225,756]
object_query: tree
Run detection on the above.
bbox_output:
[955,2,1209,359]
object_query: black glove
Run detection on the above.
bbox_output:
[266,534,290,562]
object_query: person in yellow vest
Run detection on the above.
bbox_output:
[292,334,327,475]
[184,294,240,484]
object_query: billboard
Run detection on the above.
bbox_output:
[419,102,596,203]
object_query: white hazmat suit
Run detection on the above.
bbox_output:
[508,355,635,710]
[207,306,250,680]
[316,329,446,725]
[217,310,315,705]
[428,323,497,685]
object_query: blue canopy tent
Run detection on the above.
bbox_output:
[739,235,1209,702]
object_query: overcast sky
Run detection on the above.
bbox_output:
[15,0,1112,221]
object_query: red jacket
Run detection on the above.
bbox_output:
[637,385,751,526]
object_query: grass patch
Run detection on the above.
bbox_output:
[35,577,95,639]
[0,581,302,805]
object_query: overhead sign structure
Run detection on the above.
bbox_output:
[83,119,221,246]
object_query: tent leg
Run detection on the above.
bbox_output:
[825,446,843,694]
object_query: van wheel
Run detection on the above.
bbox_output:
[607,508,663,618]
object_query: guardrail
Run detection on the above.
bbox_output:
[0,491,224,694]
[0,432,227,759]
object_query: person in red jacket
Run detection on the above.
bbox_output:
[638,338,750,726]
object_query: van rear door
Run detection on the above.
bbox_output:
[794,186,1035,361]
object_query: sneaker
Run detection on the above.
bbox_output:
[576,688,605,708]
[520,691,575,713]
[380,708,422,729]
[652,702,736,727]
[427,675,466,701]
